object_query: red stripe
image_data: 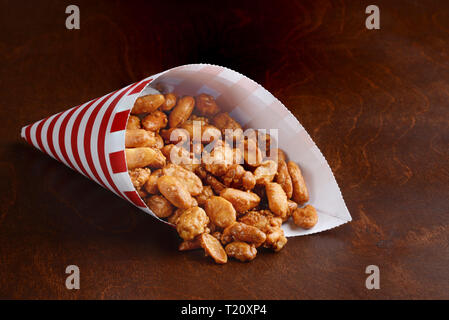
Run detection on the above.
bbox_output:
[124,191,147,208]
[97,83,139,196]
[71,98,100,179]
[46,112,64,162]
[58,107,81,170]
[110,110,130,133]
[35,118,48,153]
[24,125,32,145]
[83,92,116,188]
[109,150,127,173]
[127,79,152,95]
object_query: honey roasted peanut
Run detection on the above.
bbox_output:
[157,175,197,209]
[132,94,165,114]
[125,147,166,169]
[160,93,177,112]
[292,205,318,229]
[287,161,309,204]
[275,159,293,199]
[195,93,220,117]
[169,96,195,128]
[176,207,209,241]
[162,163,203,196]
[142,110,168,132]
[221,222,266,247]
[220,188,260,213]
[125,129,163,148]
[225,241,257,262]
[204,196,236,228]
[145,195,174,218]
[199,233,227,264]
[126,115,141,130]
[265,182,288,219]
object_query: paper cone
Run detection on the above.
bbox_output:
[21,64,351,237]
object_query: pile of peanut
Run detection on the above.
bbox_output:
[125,92,318,264]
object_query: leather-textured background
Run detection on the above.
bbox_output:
[0,0,448,299]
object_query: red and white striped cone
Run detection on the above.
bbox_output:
[21,64,352,236]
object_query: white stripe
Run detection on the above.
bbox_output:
[29,120,41,152]
[40,113,60,160]
[76,97,104,185]
[90,87,130,193]
[63,103,89,175]
[51,110,72,169]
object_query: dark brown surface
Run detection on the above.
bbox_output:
[1,0,448,299]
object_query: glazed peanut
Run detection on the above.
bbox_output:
[195,93,220,117]
[292,205,318,229]
[179,237,201,251]
[225,242,257,262]
[157,175,197,209]
[160,93,177,111]
[206,174,226,194]
[143,169,162,194]
[125,129,163,148]
[199,233,227,264]
[132,94,165,114]
[204,196,236,228]
[222,164,256,191]
[195,185,214,206]
[125,147,166,169]
[254,160,278,185]
[168,208,185,225]
[128,168,151,190]
[287,161,309,204]
[264,227,288,252]
[142,110,168,132]
[243,138,263,166]
[220,188,260,213]
[213,112,242,136]
[146,195,174,218]
[126,115,141,129]
[176,207,209,240]
[265,182,288,219]
[162,164,203,196]
[221,222,266,247]
[275,159,293,199]
[169,96,195,128]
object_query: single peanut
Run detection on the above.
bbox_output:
[169,96,195,128]
[146,195,174,218]
[199,233,227,264]
[132,94,165,114]
[292,205,318,229]
[126,115,141,129]
[221,222,266,247]
[195,93,220,117]
[125,147,166,169]
[157,175,197,209]
[142,110,168,132]
[265,182,289,219]
[176,207,209,241]
[160,93,177,111]
[204,196,236,228]
[287,161,309,204]
[162,163,203,196]
[220,188,260,213]
[225,242,257,262]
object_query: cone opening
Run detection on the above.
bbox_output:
[122,64,351,236]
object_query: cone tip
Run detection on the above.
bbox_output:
[20,125,27,140]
